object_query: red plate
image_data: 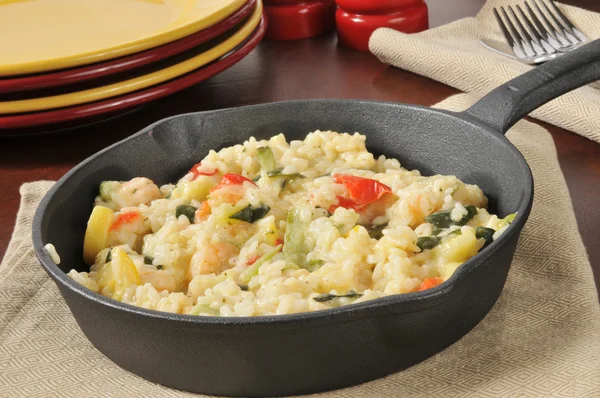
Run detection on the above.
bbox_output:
[0,0,255,95]
[336,1,428,52]
[264,0,307,3]
[0,17,266,132]
[264,0,336,41]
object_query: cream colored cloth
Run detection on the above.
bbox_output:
[369,0,600,144]
[1,94,599,397]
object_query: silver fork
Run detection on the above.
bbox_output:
[484,0,589,65]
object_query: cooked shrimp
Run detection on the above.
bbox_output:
[113,177,161,208]
[208,184,246,207]
[188,241,239,279]
[139,270,177,292]
[108,209,150,252]
[194,201,212,223]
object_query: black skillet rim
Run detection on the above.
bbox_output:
[31,99,534,328]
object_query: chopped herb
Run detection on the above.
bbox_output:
[175,204,197,223]
[230,204,271,223]
[314,290,363,303]
[417,236,441,251]
[258,146,277,171]
[156,265,164,270]
[105,249,112,263]
[306,259,326,272]
[433,227,462,237]
[165,189,173,199]
[425,210,454,228]
[238,284,249,291]
[266,169,305,179]
[475,227,495,249]
[425,205,478,229]
[254,205,271,221]
[260,168,306,190]
[230,205,253,222]
[252,175,262,182]
[462,206,478,224]
[143,255,154,265]
[438,228,462,238]
[367,224,387,240]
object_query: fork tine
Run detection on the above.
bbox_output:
[493,8,516,48]
[536,0,579,44]
[524,1,561,49]
[494,7,526,59]
[531,0,572,47]
[498,7,524,50]
[501,6,536,57]
[515,5,542,39]
[545,0,588,42]
[507,5,544,55]
[515,5,556,54]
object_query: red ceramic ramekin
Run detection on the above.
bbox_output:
[336,0,423,13]
[336,0,429,51]
[264,0,336,40]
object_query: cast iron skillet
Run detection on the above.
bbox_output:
[33,39,600,396]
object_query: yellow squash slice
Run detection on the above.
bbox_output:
[111,247,141,300]
[95,260,115,292]
[437,232,479,264]
[83,206,114,265]
[170,180,211,202]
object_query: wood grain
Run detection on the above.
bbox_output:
[0,0,598,289]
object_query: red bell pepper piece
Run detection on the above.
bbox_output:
[329,174,392,213]
[333,174,392,204]
[210,173,257,192]
[247,255,261,266]
[189,162,217,179]
[328,196,360,213]
[417,277,444,292]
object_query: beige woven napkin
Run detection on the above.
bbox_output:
[369,0,600,144]
[1,93,599,397]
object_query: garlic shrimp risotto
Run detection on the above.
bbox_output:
[69,131,515,316]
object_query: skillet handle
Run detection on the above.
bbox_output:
[462,38,600,134]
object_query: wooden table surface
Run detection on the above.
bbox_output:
[0,0,598,290]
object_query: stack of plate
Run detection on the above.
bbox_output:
[0,0,265,133]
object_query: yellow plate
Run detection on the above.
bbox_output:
[0,0,262,115]
[0,0,247,76]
